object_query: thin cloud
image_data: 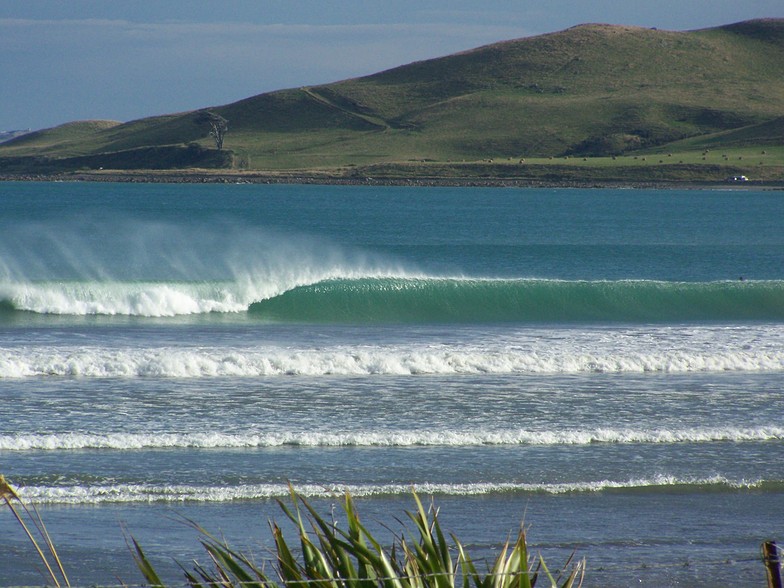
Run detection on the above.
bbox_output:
[0,17,529,41]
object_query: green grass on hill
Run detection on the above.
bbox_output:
[2,19,783,181]
[1,120,121,156]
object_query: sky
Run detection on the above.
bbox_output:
[1,1,782,131]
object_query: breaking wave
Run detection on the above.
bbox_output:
[2,427,782,451]
[2,277,783,322]
[16,476,781,504]
[1,335,783,378]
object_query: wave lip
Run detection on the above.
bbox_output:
[1,280,250,317]
[2,277,784,322]
[250,277,784,323]
[3,427,782,451]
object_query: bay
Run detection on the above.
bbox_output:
[1,182,783,587]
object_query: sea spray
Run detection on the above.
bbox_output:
[0,215,420,316]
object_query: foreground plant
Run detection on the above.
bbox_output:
[132,487,584,588]
[0,474,70,587]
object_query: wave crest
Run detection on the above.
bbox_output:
[3,427,782,451]
[2,277,784,321]
[250,277,784,323]
[16,476,777,504]
[1,335,783,378]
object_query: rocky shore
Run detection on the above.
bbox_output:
[2,169,781,190]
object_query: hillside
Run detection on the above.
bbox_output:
[2,19,784,181]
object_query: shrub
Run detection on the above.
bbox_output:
[132,487,585,588]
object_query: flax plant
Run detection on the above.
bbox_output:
[133,486,584,588]
[0,474,70,587]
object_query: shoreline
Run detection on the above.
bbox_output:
[2,169,783,190]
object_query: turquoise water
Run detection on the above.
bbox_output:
[1,182,783,586]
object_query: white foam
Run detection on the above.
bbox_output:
[0,269,419,317]
[2,281,243,316]
[15,475,767,505]
[2,427,781,451]
[0,215,425,317]
[1,340,783,379]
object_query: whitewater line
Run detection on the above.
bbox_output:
[1,344,783,378]
[16,476,776,504]
[2,427,782,451]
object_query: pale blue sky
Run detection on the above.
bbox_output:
[1,1,782,131]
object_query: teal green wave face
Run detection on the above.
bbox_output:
[3,276,783,323]
[248,278,784,324]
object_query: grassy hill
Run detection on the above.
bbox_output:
[2,19,783,181]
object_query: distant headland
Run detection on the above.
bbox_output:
[2,19,783,185]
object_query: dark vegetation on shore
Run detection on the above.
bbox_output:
[1,475,584,588]
[1,19,783,184]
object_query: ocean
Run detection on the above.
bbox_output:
[0,181,782,587]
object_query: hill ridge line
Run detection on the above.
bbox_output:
[300,87,389,131]
[2,18,783,182]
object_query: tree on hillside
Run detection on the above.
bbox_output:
[197,111,228,150]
